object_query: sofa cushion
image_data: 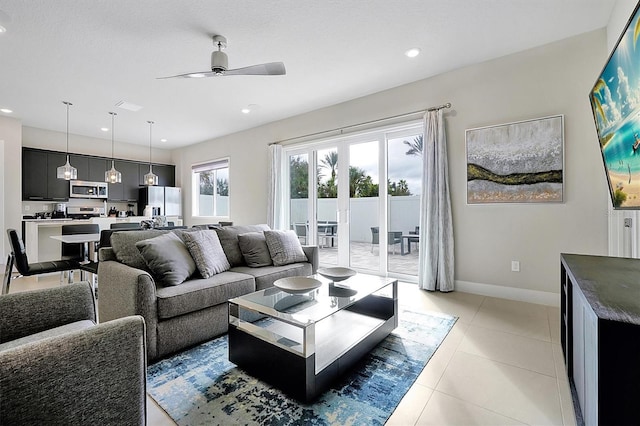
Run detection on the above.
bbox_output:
[110,229,168,270]
[215,224,271,267]
[237,232,273,268]
[181,229,230,278]
[136,232,196,286]
[230,263,313,291]
[264,230,308,266]
[155,271,255,319]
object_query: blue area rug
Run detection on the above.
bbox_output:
[147,309,456,425]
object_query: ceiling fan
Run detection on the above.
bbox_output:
[158,35,286,79]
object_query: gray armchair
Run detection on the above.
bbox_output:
[0,282,147,425]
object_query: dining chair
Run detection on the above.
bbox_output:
[3,229,80,295]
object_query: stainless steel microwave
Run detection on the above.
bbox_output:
[69,180,108,199]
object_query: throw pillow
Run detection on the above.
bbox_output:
[215,224,271,267]
[181,229,230,278]
[237,232,273,267]
[110,229,168,270]
[264,229,308,266]
[135,232,196,286]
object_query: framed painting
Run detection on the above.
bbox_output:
[466,115,564,204]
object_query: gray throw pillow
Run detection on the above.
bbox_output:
[237,232,273,267]
[135,232,196,286]
[264,230,308,266]
[110,229,168,270]
[215,224,271,267]
[181,229,230,278]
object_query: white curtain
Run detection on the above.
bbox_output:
[419,109,455,291]
[267,144,285,230]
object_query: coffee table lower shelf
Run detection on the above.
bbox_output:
[229,301,397,402]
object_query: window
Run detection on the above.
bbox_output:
[192,158,229,217]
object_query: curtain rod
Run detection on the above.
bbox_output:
[271,102,451,145]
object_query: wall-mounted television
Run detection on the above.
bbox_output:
[590,1,640,209]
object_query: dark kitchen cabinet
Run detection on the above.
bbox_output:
[70,154,89,181]
[22,149,48,200]
[139,163,175,187]
[112,160,141,202]
[22,148,176,202]
[46,152,70,200]
[89,158,108,182]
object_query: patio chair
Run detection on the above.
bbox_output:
[294,223,308,244]
[370,227,403,254]
[408,226,420,251]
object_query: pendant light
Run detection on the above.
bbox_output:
[56,101,78,180]
[143,120,158,186]
[105,111,122,183]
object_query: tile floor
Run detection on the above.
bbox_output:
[7,275,575,425]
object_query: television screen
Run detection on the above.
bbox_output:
[590,2,640,209]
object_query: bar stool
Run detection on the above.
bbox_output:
[61,224,100,288]
[3,229,80,295]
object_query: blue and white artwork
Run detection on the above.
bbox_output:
[590,4,640,208]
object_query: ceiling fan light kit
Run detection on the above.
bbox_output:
[159,34,286,79]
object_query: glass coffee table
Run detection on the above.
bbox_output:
[228,273,398,401]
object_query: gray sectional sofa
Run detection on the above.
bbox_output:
[98,224,318,362]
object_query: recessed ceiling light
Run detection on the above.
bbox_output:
[160,138,167,142]
[405,48,421,58]
[242,104,259,114]
[0,108,12,113]
[241,107,251,114]
[0,25,6,34]
[100,127,109,132]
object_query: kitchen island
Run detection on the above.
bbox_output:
[22,216,182,263]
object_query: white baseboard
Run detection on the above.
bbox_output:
[455,280,559,307]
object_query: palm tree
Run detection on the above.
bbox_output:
[320,151,338,181]
[403,135,423,157]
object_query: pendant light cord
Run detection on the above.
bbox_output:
[109,112,117,161]
[147,120,154,167]
[63,101,72,156]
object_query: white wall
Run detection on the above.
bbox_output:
[22,126,173,164]
[174,29,610,300]
[0,116,23,258]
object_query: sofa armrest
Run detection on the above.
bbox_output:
[0,315,146,425]
[302,245,319,273]
[98,259,159,360]
[0,282,96,344]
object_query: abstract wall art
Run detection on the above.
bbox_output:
[466,115,564,204]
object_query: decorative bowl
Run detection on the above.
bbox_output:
[317,267,357,282]
[274,276,323,294]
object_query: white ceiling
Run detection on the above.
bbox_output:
[0,1,617,149]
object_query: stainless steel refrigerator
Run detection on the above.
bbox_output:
[138,187,182,217]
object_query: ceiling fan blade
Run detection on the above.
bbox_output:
[156,71,219,79]
[223,62,286,76]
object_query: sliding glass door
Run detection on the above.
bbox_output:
[284,121,423,280]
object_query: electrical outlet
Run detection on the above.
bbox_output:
[511,260,520,272]
[24,205,30,211]
[43,205,49,211]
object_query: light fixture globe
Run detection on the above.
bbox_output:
[144,120,158,186]
[105,112,122,184]
[57,101,78,180]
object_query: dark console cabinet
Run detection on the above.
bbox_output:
[560,254,640,426]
